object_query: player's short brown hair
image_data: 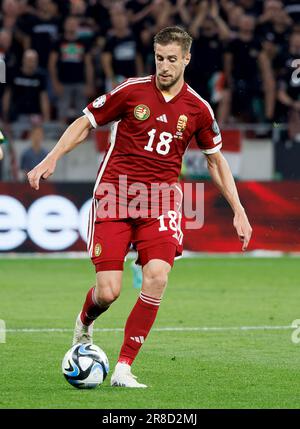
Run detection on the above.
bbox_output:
[154,26,193,54]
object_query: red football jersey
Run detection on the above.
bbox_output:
[83,75,222,217]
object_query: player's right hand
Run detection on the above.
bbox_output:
[27,156,56,190]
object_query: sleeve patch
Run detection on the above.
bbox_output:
[213,134,222,145]
[92,95,106,108]
[212,119,220,135]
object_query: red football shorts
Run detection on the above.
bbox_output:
[87,206,183,272]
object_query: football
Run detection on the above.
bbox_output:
[62,343,109,389]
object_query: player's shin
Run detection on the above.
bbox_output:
[118,292,161,366]
[80,286,110,326]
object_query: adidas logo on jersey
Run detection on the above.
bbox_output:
[130,336,145,344]
[156,114,168,123]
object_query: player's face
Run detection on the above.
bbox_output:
[155,43,190,90]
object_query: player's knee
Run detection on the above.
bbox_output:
[95,280,121,306]
[95,288,120,306]
[143,266,168,291]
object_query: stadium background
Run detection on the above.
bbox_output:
[1,0,300,253]
[1,0,300,411]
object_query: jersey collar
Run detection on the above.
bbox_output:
[152,75,187,104]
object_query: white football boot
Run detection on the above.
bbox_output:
[110,362,147,388]
[72,312,94,345]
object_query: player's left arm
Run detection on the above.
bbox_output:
[206,150,253,251]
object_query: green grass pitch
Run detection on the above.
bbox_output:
[0,256,300,409]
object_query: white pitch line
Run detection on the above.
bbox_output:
[0,325,293,333]
[1,250,300,259]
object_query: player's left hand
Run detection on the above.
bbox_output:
[233,209,253,251]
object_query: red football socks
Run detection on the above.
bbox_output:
[80,287,109,326]
[118,292,161,365]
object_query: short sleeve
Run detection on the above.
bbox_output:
[194,103,222,155]
[83,81,129,128]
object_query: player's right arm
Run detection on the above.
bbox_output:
[28,80,130,190]
[27,81,132,190]
[27,115,92,190]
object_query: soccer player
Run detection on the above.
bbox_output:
[27,27,252,388]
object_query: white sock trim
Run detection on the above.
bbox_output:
[140,292,161,306]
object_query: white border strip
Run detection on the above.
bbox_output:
[110,75,152,95]
[1,325,293,333]
[83,107,97,129]
[202,143,222,155]
[110,78,152,95]
[93,120,119,196]
[187,86,215,119]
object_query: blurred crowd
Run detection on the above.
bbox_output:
[0,0,300,178]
